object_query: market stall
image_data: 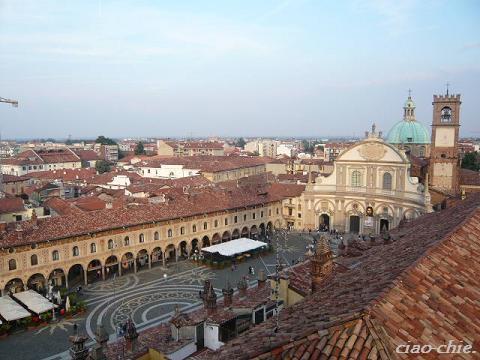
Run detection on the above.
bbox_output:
[12,290,56,315]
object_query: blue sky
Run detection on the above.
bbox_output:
[0,0,479,139]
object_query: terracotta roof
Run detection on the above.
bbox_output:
[460,168,480,186]
[211,193,480,359]
[43,197,80,216]
[0,185,286,248]
[26,168,96,182]
[1,174,30,183]
[73,149,99,161]
[105,323,193,360]
[140,156,269,173]
[0,197,25,214]
[69,196,106,211]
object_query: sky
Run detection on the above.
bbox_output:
[0,0,479,139]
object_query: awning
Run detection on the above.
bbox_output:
[0,295,31,321]
[201,238,267,257]
[13,290,56,314]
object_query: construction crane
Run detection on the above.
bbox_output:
[0,97,18,107]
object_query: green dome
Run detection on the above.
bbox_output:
[386,120,430,144]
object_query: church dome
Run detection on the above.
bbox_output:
[386,93,430,145]
[386,120,430,144]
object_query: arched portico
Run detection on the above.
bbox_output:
[48,268,67,288]
[122,252,135,274]
[202,236,210,247]
[151,247,163,267]
[232,229,240,240]
[87,259,103,284]
[165,244,176,263]
[27,273,47,293]
[250,225,258,239]
[179,241,188,259]
[190,239,199,255]
[221,231,231,243]
[266,222,273,235]
[212,233,221,245]
[259,223,266,237]
[68,264,84,288]
[105,255,119,278]
[137,249,150,271]
[241,226,249,238]
[5,278,24,294]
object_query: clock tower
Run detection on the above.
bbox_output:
[429,91,461,193]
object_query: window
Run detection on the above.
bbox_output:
[441,107,452,123]
[124,236,130,246]
[168,229,173,237]
[276,208,279,215]
[180,227,185,235]
[203,222,208,230]
[261,211,264,218]
[214,220,218,228]
[73,246,79,256]
[31,254,38,266]
[269,209,272,216]
[108,239,114,249]
[192,225,197,233]
[52,250,60,261]
[382,173,392,190]
[288,208,293,216]
[224,218,228,226]
[234,216,238,224]
[139,233,145,243]
[252,213,256,220]
[8,259,16,270]
[243,214,247,221]
[351,171,362,187]
[90,243,96,253]
[154,231,159,240]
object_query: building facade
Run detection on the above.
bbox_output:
[0,197,283,296]
[302,126,430,234]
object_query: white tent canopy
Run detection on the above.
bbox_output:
[0,295,31,321]
[13,290,56,314]
[201,238,267,257]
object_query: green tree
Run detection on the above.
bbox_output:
[95,160,111,174]
[134,141,146,155]
[462,151,480,171]
[95,136,117,145]
[235,137,246,148]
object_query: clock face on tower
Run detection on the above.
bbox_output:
[440,107,452,123]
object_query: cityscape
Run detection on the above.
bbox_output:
[1,1,480,360]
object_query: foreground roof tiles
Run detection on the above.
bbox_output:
[211,193,480,359]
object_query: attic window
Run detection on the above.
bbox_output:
[407,137,413,142]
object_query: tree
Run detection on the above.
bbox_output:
[95,160,111,174]
[235,137,246,148]
[462,152,480,171]
[95,136,117,145]
[134,142,146,155]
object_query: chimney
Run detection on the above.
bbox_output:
[311,236,333,292]
[200,279,211,306]
[237,276,248,298]
[90,322,108,360]
[68,325,89,360]
[222,281,234,307]
[15,223,23,240]
[205,283,217,315]
[31,209,38,228]
[124,318,138,353]
[257,270,266,289]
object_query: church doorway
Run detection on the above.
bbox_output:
[349,216,360,233]
[319,214,330,231]
[380,219,389,233]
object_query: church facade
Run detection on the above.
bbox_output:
[302,126,430,234]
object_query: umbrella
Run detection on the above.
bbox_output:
[65,296,71,313]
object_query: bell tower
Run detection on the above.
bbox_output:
[429,88,461,193]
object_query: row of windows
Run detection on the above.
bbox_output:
[8,209,280,270]
[351,171,392,190]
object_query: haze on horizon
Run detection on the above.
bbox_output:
[0,0,479,140]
